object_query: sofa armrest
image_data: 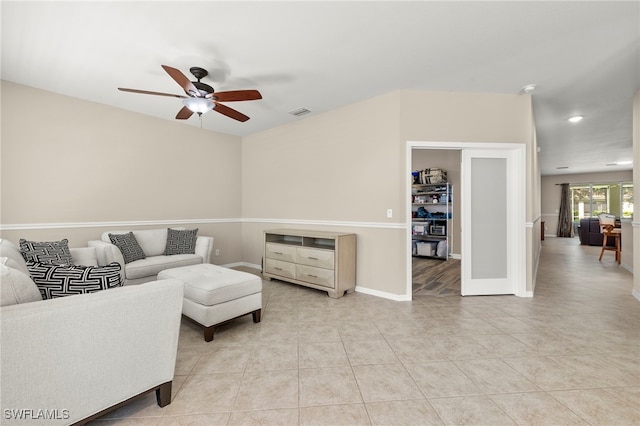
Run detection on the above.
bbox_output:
[69,246,99,266]
[0,279,184,425]
[88,240,126,279]
[195,236,214,263]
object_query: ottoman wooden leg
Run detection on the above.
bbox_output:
[252,309,262,323]
[156,381,172,407]
[204,325,216,342]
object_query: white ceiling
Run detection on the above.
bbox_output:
[2,1,638,176]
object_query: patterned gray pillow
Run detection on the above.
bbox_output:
[164,228,198,255]
[108,232,146,264]
[27,261,123,299]
[19,239,73,265]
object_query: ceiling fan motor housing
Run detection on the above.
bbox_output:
[189,67,214,96]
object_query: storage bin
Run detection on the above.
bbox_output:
[416,241,438,256]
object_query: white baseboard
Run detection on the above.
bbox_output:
[222,262,261,270]
[355,285,411,301]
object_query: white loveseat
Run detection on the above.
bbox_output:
[0,239,184,425]
[89,228,213,285]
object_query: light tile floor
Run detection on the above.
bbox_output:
[92,237,639,425]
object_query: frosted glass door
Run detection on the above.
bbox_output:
[461,149,516,295]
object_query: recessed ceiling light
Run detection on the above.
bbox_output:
[568,115,583,123]
[521,84,536,94]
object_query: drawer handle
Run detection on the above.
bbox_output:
[307,274,318,278]
[274,252,284,255]
[274,267,283,271]
[307,256,319,260]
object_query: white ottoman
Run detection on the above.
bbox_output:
[158,264,262,342]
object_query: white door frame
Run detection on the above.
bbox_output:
[406,141,527,299]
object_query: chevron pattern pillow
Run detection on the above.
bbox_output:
[27,261,123,300]
[19,239,73,265]
[108,232,146,264]
[164,228,198,255]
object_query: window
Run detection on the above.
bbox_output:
[622,183,634,218]
[570,182,633,221]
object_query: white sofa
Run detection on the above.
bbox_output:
[89,228,213,285]
[0,239,184,425]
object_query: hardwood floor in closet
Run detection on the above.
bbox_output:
[412,256,461,297]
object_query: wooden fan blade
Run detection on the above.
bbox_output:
[212,90,262,102]
[118,88,187,99]
[161,65,199,97]
[213,103,250,122]
[176,106,194,120]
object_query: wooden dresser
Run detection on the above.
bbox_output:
[263,229,356,298]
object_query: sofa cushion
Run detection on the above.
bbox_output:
[133,229,168,257]
[124,254,202,280]
[19,238,73,265]
[165,228,198,255]
[158,264,262,306]
[108,232,146,264]
[28,261,123,299]
[0,257,42,306]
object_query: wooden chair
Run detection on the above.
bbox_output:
[598,213,621,264]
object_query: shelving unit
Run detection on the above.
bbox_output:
[411,183,452,260]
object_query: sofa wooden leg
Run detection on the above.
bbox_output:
[156,381,172,407]
[204,325,215,342]
[252,309,262,323]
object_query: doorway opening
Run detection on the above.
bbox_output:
[410,148,461,297]
[405,141,527,299]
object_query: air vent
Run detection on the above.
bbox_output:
[289,107,311,117]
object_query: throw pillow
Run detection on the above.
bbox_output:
[108,232,146,264]
[27,261,123,300]
[164,228,198,255]
[19,238,73,265]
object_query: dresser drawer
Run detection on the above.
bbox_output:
[265,243,297,263]
[296,264,335,288]
[296,247,335,269]
[265,259,296,279]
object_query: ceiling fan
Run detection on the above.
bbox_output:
[118,65,262,122]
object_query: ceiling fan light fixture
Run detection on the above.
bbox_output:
[182,97,215,114]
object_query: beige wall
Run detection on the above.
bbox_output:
[242,90,536,297]
[540,170,633,238]
[400,91,539,294]
[0,81,244,264]
[2,82,538,298]
[241,92,405,296]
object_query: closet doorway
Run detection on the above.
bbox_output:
[410,148,461,297]
[406,142,527,299]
